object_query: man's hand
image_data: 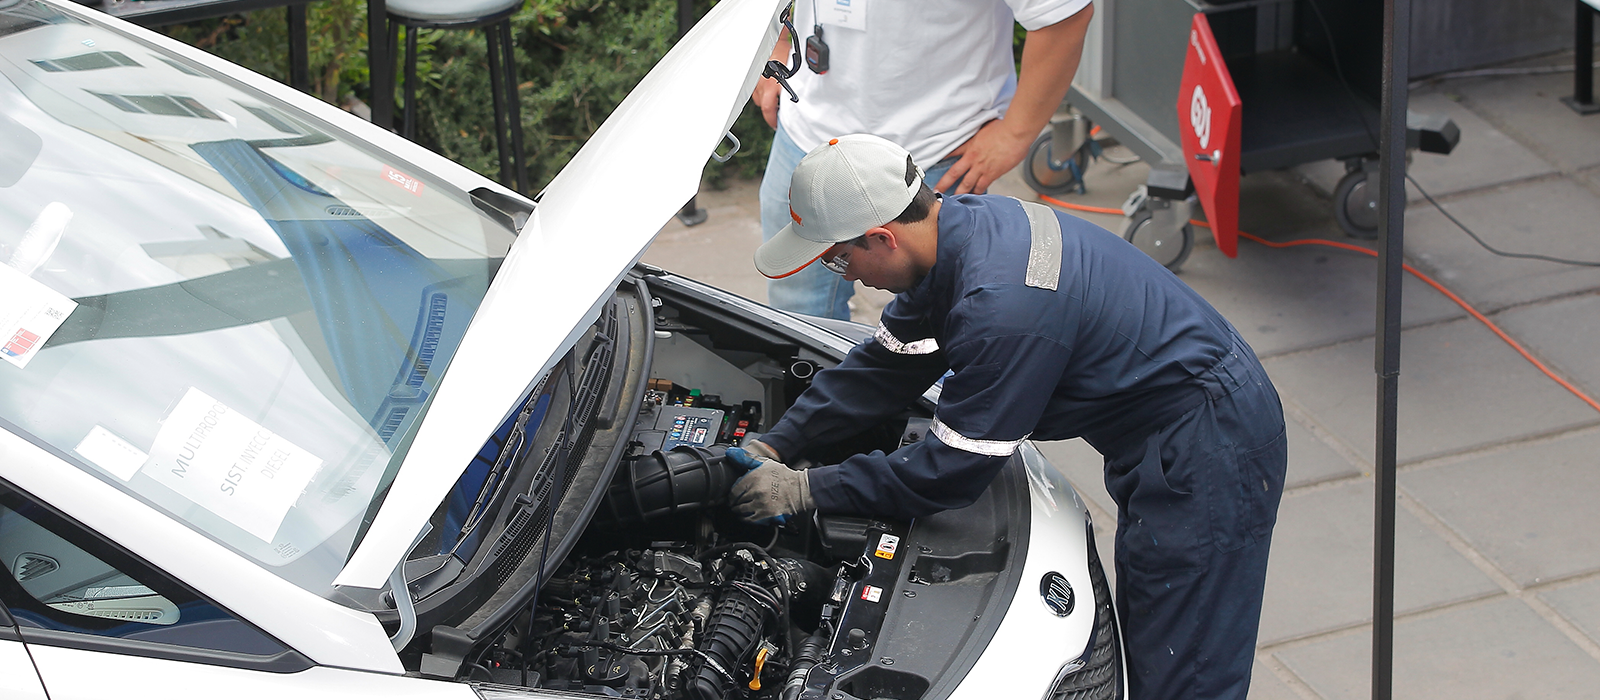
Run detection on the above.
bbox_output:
[932,119,1035,195]
[742,438,782,462]
[726,447,814,522]
[932,5,1093,195]
[754,77,782,128]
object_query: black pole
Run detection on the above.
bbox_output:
[1373,0,1410,697]
[1563,0,1599,114]
[675,0,708,227]
[368,0,393,129]
[287,5,309,92]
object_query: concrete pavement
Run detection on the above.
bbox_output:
[642,55,1600,699]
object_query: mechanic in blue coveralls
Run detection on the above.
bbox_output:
[728,134,1288,700]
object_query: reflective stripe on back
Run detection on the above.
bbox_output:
[1013,198,1062,291]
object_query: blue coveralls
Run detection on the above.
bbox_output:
[760,194,1287,700]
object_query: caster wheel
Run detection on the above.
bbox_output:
[1334,168,1380,239]
[1022,132,1090,196]
[1124,209,1194,272]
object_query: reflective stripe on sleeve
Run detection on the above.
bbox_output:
[1015,199,1062,291]
[930,417,1028,457]
[875,324,940,355]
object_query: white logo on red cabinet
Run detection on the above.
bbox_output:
[1190,85,1212,150]
[383,165,425,196]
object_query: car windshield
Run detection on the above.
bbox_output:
[0,3,517,594]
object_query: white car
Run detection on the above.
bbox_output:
[0,1,1123,699]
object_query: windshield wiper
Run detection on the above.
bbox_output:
[449,373,549,552]
[448,300,619,555]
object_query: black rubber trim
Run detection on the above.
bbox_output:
[18,627,314,673]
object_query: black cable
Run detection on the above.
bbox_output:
[1407,174,1600,267]
[1305,0,1600,268]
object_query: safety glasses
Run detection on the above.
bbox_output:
[818,236,865,276]
[819,248,851,275]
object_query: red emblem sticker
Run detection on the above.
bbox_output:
[383,165,425,197]
[1178,13,1243,257]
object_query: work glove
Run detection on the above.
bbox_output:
[740,438,782,462]
[726,447,814,523]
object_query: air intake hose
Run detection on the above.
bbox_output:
[686,583,766,700]
[598,445,739,526]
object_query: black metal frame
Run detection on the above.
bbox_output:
[1372,0,1408,697]
[1562,0,1599,115]
[383,3,529,194]
[99,0,389,96]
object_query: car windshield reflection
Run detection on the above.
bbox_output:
[0,3,516,596]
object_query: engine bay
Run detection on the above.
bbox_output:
[471,316,928,700]
[394,276,1029,700]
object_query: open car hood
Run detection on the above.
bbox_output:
[335,0,786,589]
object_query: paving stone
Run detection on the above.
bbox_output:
[1277,597,1600,700]
[1263,316,1600,465]
[1579,167,1600,197]
[1495,291,1600,398]
[645,177,768,303]
[1454,72,1600,172]
[1257,480,1499,646]
[1177,226,1464,359]
[1249,660,1301,700]
[1538,576,1600,648]
[1402,429,1600,587]
[1402,176,1600,311]
[1283,413,1362,489]
[1405,92,1557,197]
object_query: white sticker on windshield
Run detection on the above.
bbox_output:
[143,388,323,542]
[74,426,149,481]
[0,262,77,370]
[820,0,867,31]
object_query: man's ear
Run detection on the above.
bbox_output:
[866,226,899,250]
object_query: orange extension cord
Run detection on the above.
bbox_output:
[1037,193,1600,415]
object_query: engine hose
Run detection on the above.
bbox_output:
[687,586,767,700]
[780,632,828,700]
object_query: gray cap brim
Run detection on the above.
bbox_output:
[754,221,834,279]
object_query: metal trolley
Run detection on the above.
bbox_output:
[1025,0,1460,270]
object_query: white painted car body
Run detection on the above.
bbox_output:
[0,0,1122,698]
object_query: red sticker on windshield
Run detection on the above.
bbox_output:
[383,165,424,196]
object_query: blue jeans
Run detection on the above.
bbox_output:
[759,123,954,320]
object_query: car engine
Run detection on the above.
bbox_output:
[417,288,1065,700]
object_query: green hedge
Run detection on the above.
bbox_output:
[165,0,772,194]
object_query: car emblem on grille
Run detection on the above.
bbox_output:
[1040,571,1074,617]
[14,553,59,582]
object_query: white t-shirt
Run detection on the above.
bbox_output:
[779,0,1092,167]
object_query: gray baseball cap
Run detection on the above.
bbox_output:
[754,134,923,279]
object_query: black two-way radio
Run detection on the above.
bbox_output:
[805,0,829,74]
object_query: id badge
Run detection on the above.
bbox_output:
[819,0,867,32]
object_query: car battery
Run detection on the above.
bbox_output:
[633,405,726,452]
